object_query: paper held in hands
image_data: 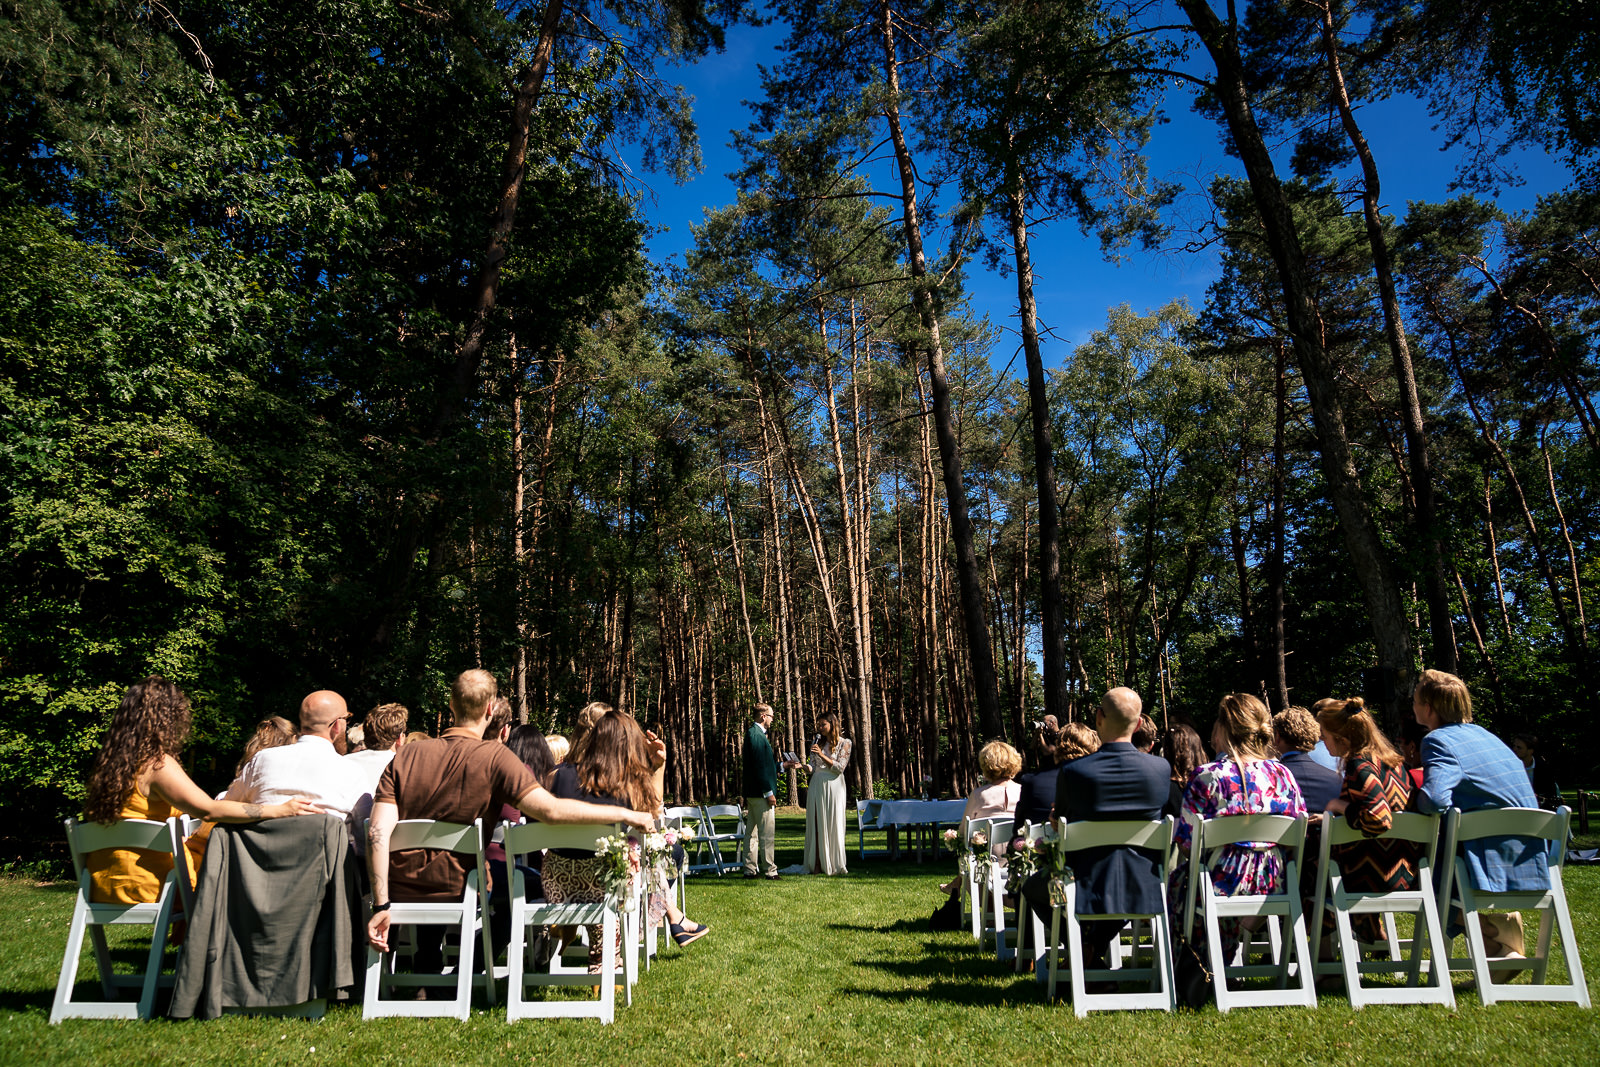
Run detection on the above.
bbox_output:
[782,751,799,764]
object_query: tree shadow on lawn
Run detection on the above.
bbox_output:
[843,953,1044,1007]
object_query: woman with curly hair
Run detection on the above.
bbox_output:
[84,677,317,904]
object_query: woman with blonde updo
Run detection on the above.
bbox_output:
[1172,693,1306,952]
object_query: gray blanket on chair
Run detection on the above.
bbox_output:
[170,815,364,1019]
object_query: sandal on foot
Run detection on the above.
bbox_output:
[670,920,710,947]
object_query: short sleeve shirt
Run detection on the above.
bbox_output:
[375,727,539,901]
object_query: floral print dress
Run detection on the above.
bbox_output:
[1172,755,1307,950]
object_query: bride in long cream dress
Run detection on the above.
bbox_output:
[803,712,852,876]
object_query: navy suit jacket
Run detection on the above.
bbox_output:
[1014,763,1063,830]
[1054,742,1172,916]
[1279,750,1343,814]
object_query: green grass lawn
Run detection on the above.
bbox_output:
[4,812,1599,1066]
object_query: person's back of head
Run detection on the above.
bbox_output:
[485,696,513,741]
[1316,697,1403,770]
[574,710,657,811]
[1272,706,1320,755]
[1217,692,1273,761]
[977,740,1023,784]
[1131,714,1159,753]
[1415,668,1473,724]
[1057,722,1101,763]
[363,703,410,752]
[507,723,555,782]
[1099,687,1142,740]
[546,733,570,764]
[450,669,498,725]
[237,715,298,775]
[1162,722,1206,784]
[570,700,612,752]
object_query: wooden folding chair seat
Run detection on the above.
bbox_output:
[1046,817,1177,1015]
[363,819,496,1020]
[1183,812,1316,1012]
[1308,811,1454,1008]
[1438,807,1589,1007]
[52,817,187,1023]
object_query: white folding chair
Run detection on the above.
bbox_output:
[1183,811,1317,1012]
[979,817,1014,959]
[659,807,697,913]
[363,819,496,1020]
[700,804,746,875]
[1307,811,1454,1008]
[1046,817,1177,1015]
[52,817,187,1022]
[959,818,996,940]
[1437,806,1589,1007]
[1010,822,1055,974]
[503,823,625,1023]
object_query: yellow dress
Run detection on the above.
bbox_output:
[87,787,190,904]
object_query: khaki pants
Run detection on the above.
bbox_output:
[745,796,776,876]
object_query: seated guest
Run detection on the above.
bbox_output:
[1511,733,1560,808]
[1314,697,1417,943]
[961,741,1023,844]
[185,714,301,869]
[546,710,710,965]
[546,733,571,765]
[84,678,315,904]
[365,671,653,971]
[939,741,1023,895]
[346,724,366,753]
[1131,714,1159,754]
[1033,687,1171,967]
[1013,723,1063,830]
[225,690,371,826]
[346,703,410,855]
[1172,693,1306,959]
[1412,669,1547,907]
[486,724,557,957]
[1161,722,1206,818]
[1273,705,1344,813]
[1398,717,1428,790]
[568,701,609,757]
[1308,698,1347,771]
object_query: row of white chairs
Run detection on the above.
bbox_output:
[662,804,745,875]
[52,816,682,1024]
[967,807,1588,1015]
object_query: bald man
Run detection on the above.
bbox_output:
[225,690,370,821]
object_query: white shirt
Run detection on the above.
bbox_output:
[343,747,396,797]
[227,735,370,819]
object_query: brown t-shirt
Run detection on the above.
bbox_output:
[374,727,538,901]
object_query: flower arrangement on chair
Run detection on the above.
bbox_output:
[593,832,642,904]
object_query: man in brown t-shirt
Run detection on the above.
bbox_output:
[365,669,651,955]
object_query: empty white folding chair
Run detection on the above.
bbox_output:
[363,819,496,1020]
[1438,806,1589,1007]
[658,807,697,914]
[52,817,187,1023]
[1046,817,1177,1015]
[1308,811,1454,1008]
[503,823,625,1023]
[1183,811,1317,1012]
[700,804,746,875]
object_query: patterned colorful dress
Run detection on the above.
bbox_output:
[1329,755,1417,943]
[1172,755,1306,951]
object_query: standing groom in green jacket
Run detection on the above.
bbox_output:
[742,703,782,879]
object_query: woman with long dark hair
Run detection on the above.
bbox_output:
[545,710,708,962]
[84,677,315,903]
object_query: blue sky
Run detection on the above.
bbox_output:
[624,16,1577,368]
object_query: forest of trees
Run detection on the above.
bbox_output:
[2,0,1596,858]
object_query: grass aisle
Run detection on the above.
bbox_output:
[4,812,1600,1065]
